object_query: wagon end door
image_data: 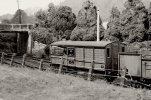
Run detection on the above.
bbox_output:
[111,43,119,71]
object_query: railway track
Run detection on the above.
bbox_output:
[0,52,151,90]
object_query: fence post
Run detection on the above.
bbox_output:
[50,55,52,67]
[58,57,63,74]
[120,66,126,86]
[39,59,43,70]
[1,52,5,65]
[21,54,26,67]
[10,53,16,67]
[87,61,94,81]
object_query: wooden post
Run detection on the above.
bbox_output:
[58,57,63,74]
[39,59,43,70]
[11,24,14,30]
[50,54,52,67]
[10,53,16,67]
[27,31,33,55]
[17,33,20,54]
[87,61,94,81]
[1,52,5,65]
[21,54,26,67]
[120,67,126,86]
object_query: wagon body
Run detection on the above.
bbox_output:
[119,51,151,80]
[119,53,142,78]
[51,41,126,71]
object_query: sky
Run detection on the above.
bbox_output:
[0,0,65,16]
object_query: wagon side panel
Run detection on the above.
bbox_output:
[75,48,84,68]
[84,48,93,69]
[142,60,151,78]
[119,54,141,77]
[94,49,105,70]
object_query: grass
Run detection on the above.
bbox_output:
[0,65,150,100]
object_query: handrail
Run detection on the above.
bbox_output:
[0,24,34,31]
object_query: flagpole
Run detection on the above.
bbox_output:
[97,7,100,42]
[96,0,100,43]
[17,0,20,10]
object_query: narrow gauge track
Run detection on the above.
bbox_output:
[0,52,151,90]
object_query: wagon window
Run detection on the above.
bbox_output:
[107,48,110,58]
[122,47,125,52]
[67,48,75,57]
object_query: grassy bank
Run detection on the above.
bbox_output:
[0,65,150,100]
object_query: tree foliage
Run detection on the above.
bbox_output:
[11,9,29,24]
[70,0,104,41]
[147,2,151,40]
[105,0,150,43]
[52,6,76,39]
[33,3,76,44]
[35,9,48,27]
[104,7,121,41]
[121,0,148,43]
[32,27,56,44]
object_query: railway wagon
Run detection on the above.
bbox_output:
[119,52,151,84]
[51,41,126,73]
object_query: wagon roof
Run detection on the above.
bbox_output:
[51,41,114,47]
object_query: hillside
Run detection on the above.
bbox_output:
[60,0,151,21]
[0,65,150,100]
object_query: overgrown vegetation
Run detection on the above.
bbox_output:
[70,0,104,41]
[2,0,151,53]
[32,0,151,45]
[105,0,151,43]
[32,3,76,44]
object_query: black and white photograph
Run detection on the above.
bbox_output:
[0,0,151,100]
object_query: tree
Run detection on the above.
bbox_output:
[147,2,151,40]
[35,9,48,27]
[70,0,104,41]
[33,3,76,44]
[52,6,76,40]
[11,9,29,24]
[120,0,148,43]
[46,3,57,28]
[32,27,55,44]
[63,30,73,40]
[104,0,151,43]
[104,7,122,41]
